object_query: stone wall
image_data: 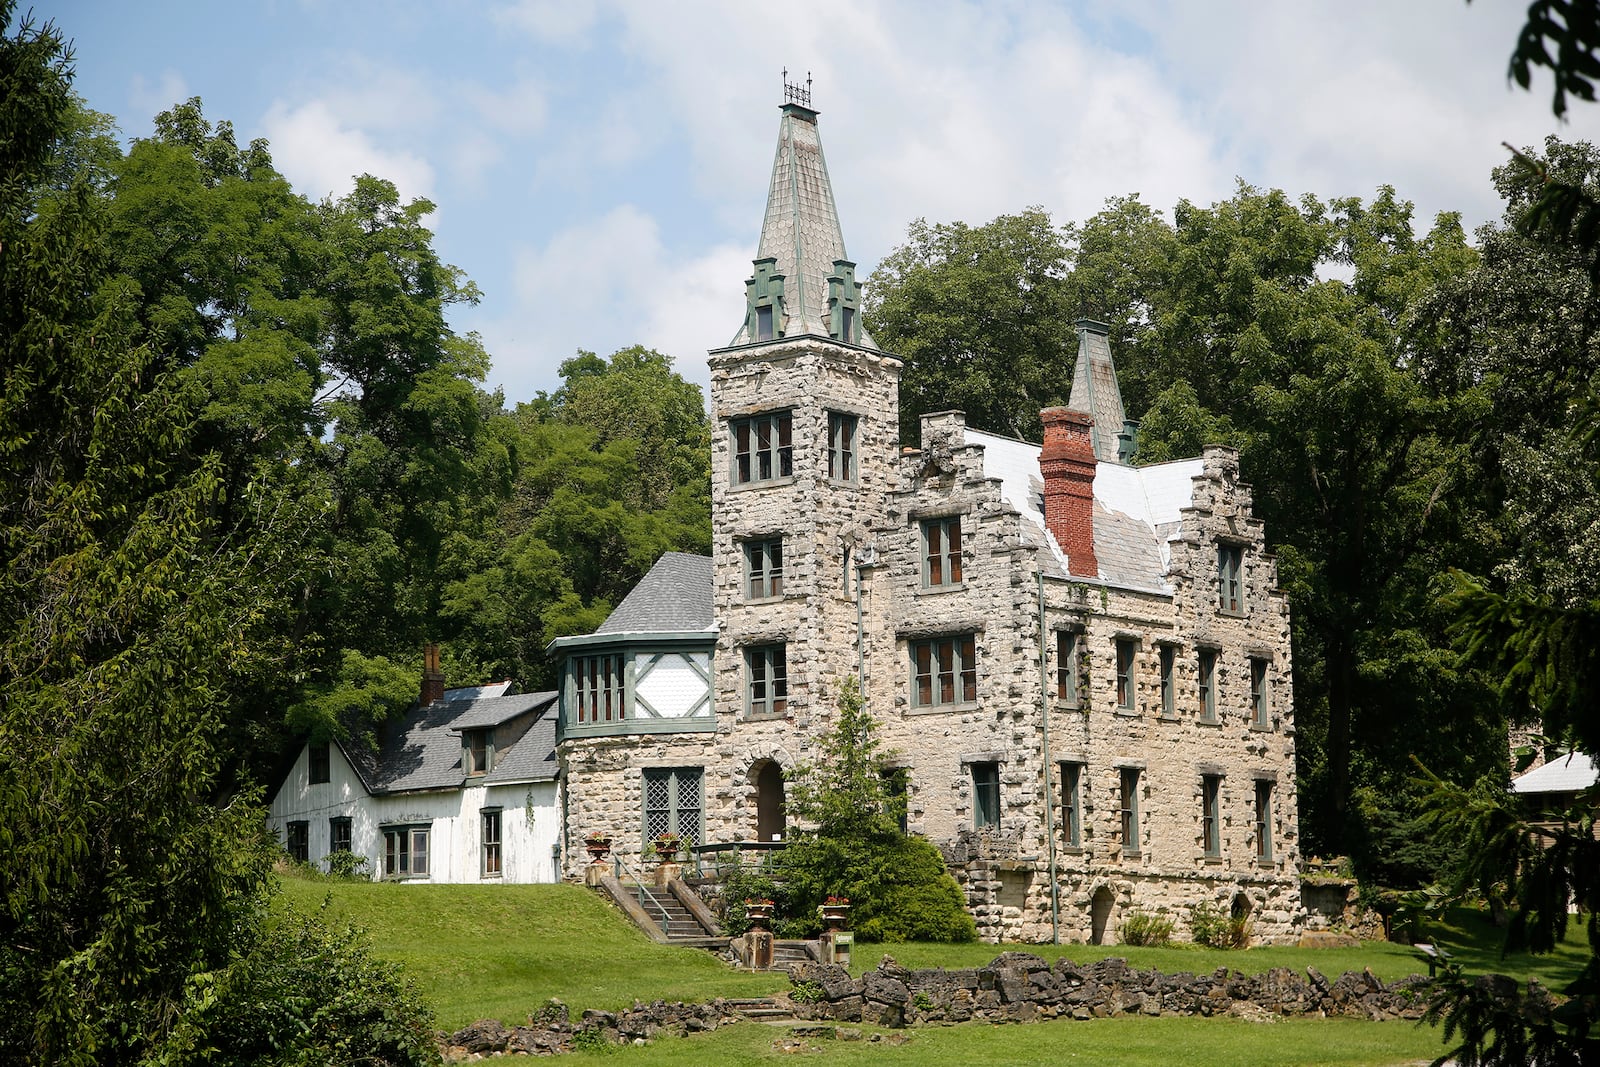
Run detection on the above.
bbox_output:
[787,953,1430,1028]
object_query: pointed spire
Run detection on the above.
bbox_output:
[1065,319,1128,463]
[731,80,876,349]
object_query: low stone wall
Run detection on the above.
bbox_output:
[441,998,745,1058]
[787,953,1431,1028]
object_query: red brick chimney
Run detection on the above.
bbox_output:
[1039,407,1099,578]
[421,642,445,706]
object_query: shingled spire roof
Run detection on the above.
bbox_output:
[729,81,876,349]
[1066,319,1128,463]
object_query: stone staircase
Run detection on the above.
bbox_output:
[726,997,795,1022]
[772,940,817,967]
[626,883,719,943]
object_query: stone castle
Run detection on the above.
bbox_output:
[550,89,1303,944]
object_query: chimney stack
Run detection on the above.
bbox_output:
[1039,407,1099,578]
[421,642,445,706]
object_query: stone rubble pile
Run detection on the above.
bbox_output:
[441,997,747,1059]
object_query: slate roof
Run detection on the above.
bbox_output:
[728,103,876,348]
[1066,322,1128,462]
[595,552,715,635]
[967,427,1203,594]
[1510,751,1598,795]
[340,690,558,795]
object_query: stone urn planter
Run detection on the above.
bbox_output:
[744,899,774,931]
[821,898,851,931]
[651,834,684,864]
[583,835,612,863]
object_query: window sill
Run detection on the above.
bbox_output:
[1198,854,1224,865]
[1218,607,1245,619]
[1256,858,1278,869]
[908,702,980,716]
[743,594,785,606]
[1113,706,1140,717]
[1055,698,1084,711]
[1249,722,1273,732]
[730,476,796,492]
[1121,848,1142,859]
[744,712,790,723]
[916,582,966,596]
[1197,716,1222,727]
[1059,845,1084,856]
[481,873,503,881]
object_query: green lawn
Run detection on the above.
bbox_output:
[275,870,1588,1064]
[274,875,786,1028]
[552,1016,1448,1066]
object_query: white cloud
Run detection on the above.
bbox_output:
[492,0,599,44]
[127,68,190,121]
[261,98,437,204]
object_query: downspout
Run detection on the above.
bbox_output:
[1038,570,1061,944]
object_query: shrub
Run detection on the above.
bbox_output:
[1189,901,1251,948]
[1119,910,1175,946]
[325,849,372,880]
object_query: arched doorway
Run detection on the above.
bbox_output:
[755,761,786,842]
[1231,892,1253,948]
[1090,886,1115,945]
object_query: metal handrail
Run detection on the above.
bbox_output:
[689,840,787,878]
[612,852,674,932]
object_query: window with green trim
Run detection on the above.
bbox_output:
[1218,543,1244,614]
[1056,631,1079,703]
[971,762,1000,830]
[744,538,784,599]
[731,411,793,485]
[746,644,788,719]
[1198,649,1217,722]
[1115,638,1137,710]
[1159,645,1176,718]
[827,412,858,482]
[644,767,703,847]
[910,634,978,709]
[1254,781,1274,861]
[1201,775,1222,858]
[1061,762,1083,847]
[382,825,430,878]
[574,653,625,724]
[482,809,502,877]
[920,517,963,588]
[1250,658,1270,728]
[1119,769,1141,855]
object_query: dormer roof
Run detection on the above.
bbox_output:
[1066,319,1128,463]
[728,95,876,349]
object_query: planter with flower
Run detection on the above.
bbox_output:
[743,897,775,930]
[650,832,684,863]
[583,832,612,863]
[821,895,851,929]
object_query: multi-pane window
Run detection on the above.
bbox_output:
[329,816,352,856]
[910,634,978,709]
[1119,769,1141,854]
[482,809,502,877]
[971,762,1001,830]
[744,538,784,599]
[731,411,793,485]
[1218,544,1244,614]
[1061,762,1083,848]
[921,517,963,588]
[746,644,788,718]
[574,653,625,724]
[828,412,858,482]
[1250,658,1270,728]
[1056,631,1079,703]
[1115,639,1137,710]
[309,742,330,784]
[1198,649,1217,722]
[1159,645,1176,718]
[1201,776,1222,858]
[383,825,430,878]
[466,728,491,776]
[1255,782,1274,861]
[286,820,309,864]
[644,767,703,847]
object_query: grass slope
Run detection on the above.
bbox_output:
[274,876,786,1028]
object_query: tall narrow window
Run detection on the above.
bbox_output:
[482,809,503,877]
[840,305,856,343]
[1198,649,1217,722]
[731,411,793,485]
[910,634,978,709]
[828,412,858,482]
[574,653,626,724]
[286,820,309,864]
[1218,544,1244,614]
[1254,782,1274,861]
[1056,631,1079,703]
[1061,762,1083,848]
[1115,638,1137,710]
[756,304,774,341]
[644,767,704,847]
[971,762,1001,830]
[1201,775,1222,858]
[329,816,352,856]
[1159,645,1176,718]
[744,538,784,599]
[746,644,788,718]
[309,742,330,784]
[1250,658,1270,728]
[921,517,963,588]
[1119,769,1141,854]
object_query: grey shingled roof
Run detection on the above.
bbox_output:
[341,691,557,795]
[1066,321,1128,463]
[596,552,714,634]
[484,708,558,785]
[728,104,876,348]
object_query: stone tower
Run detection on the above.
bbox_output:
[706,82,904,822]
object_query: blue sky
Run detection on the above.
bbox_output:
[49,0,1571,405]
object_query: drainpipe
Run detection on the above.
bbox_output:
[1038,570,1061,944]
